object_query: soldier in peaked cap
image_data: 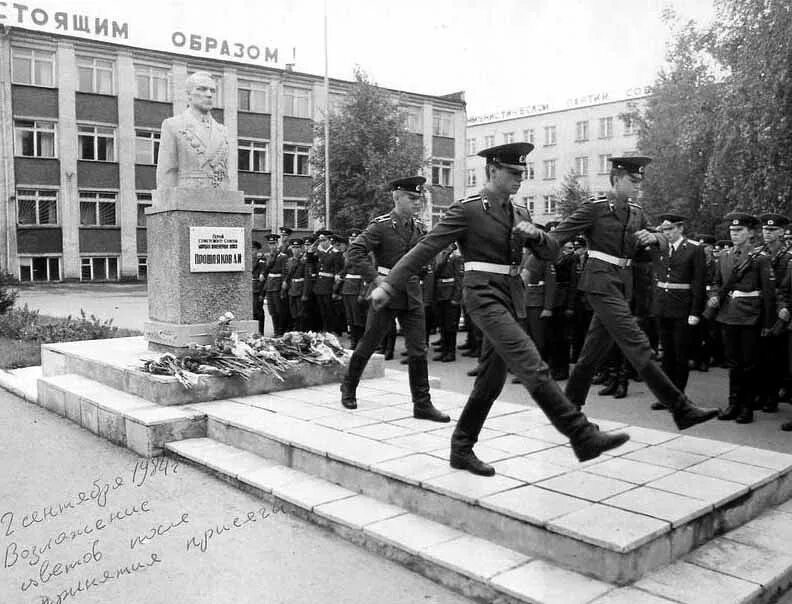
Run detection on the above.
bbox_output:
[341,175,450,423]
[644,213,706,411]
[707,213,775,423]
[756,213,792,413]
[366,143,629,476]
[550,156,719,429]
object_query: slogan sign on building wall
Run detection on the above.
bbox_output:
[0,0,291,68]
[189,227,244,273]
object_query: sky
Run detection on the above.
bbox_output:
[16,0,717,116]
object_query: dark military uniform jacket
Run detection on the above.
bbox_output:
[763,244,792,313]
[382,189,559,319]
[263,249,289,293]
[347,209,427,310]
[309,248,344,296]
[338,252,366,297]
[551,194,663,300]
[522,253,556,309]
[252,254,267,295]
[553,252,578,311]
[285,255,311,298]
[433,248,464,303]
[711,245,775,327]
[650,237,706,319]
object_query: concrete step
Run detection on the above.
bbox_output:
[180,381,792,586]
[40,336,386,405]
[37,373,206,455]
[166,436,792,604]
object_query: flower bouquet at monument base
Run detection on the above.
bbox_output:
[141,312,349,389]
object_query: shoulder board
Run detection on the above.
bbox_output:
[687,239,700,246]
[461,194,482,204]
[628,202,642,208]
[373,214,391,223]
[588,194,608,204]
[415,217,425,224]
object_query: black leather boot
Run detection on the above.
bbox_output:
[613,375,628,399]
[597,376,618,396]
[639,362,718,429]
[531,380,630,461]
[450,449,494,476]
[440,331,456,362]
[383,333,396,360]
[736,406,754,424]
[408,357,450,422]
[340,352,368,410]
[718,392,740,420]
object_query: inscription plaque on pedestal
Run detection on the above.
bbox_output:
[189,227,245,272]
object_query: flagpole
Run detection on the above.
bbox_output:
[324,0,331,230]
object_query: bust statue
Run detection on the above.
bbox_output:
[156,71,230,190]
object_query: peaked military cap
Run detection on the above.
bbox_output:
[609,156,652,175]
[279,226,294,236]
[725,212,759,228]
[716,239,734,249]
[314,229,333,238]
[657,213,686,224]
[759,213,790,228]
[347,228,362,238]
[288,237,304,246]
[696,234,716,245]
[544,220,560,231]
[388,176,426,194]
[573,235,587,247]
[330,233,348,244]
[478,142,534,170]
[265,233,280,243]
[304,234,317,244]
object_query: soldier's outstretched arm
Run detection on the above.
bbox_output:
[348,225,382,283]
[548,203,596,245]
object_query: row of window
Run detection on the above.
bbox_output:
[465,154,615,187]
[11,47,456,132]
[18,255,148,282]
[467,117,635,156]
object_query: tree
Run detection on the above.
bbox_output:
[310,68,428,233]
[554,170,591,218]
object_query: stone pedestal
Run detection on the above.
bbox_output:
[144,188,258,350]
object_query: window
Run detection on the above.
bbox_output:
[135,65,170,101]
[432,160,453,187]
[574,156,589,177]
[544,125,556,146]
[503,132,515,144]
[238,80,271,113]
[599,117,614,139]
[623,116,636,136]
[575,120,589,142]
[525,162,535,181]
[135,130,160,165]
[12,48,54,86]
[405,106,423,133]
[17,189,57,225]
[19,256,60,282]
[526,196,535,213]
[81,257,118,281]
[238,139,269,172]
[466,169,477,187]
[484,135,495,148]
[79,191,117,226]
[77,56,114,94]
[466,138,477,155]
[245,197,269,230]
[543,159,557,180]
[137,192,152,227]
[283,144,310,176]
[599,154,613,174]
[14,119,56,158]
[544,195,556,214]
[138,257,148,281]
[432,110,454,137]
[282,199,309,229]
[523,129,535,144]
[283,86,311,118]
[79,125,115,161]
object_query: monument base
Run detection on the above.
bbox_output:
[144,319,259,351]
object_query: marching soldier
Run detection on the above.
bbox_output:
[340,176,449,423]
[262,233,289,337]
[647,214,706,411]
[708,213,775,424]
[550,157,718,429]
[369,144,629,476]
[432,243,464,362]
[756,214,792,412]
[339,229,368,349]
[284,237,310,332]
[252,240,267,335]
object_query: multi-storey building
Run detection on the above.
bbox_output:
[0,27,465,282]
[465,87,650,224]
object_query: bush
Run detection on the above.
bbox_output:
[0,306,126,343]
[0,271,19,316]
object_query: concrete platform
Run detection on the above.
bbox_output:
[40,336,384,405]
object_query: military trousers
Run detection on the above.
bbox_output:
[524,308,550,361]
[288,296,305,332]
[657,317,693,392]
[354,304,427,361]
[721,324,761,408]
[566,292,676,407]
[265,291,288,337]
[759,333,787,403]
[452,291,554,450]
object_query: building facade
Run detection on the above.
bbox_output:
[465,88,649,224]
[0,28,466,282]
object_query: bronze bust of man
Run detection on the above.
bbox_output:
[156,71,230,190]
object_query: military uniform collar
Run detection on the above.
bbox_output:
[479,187,510,212]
